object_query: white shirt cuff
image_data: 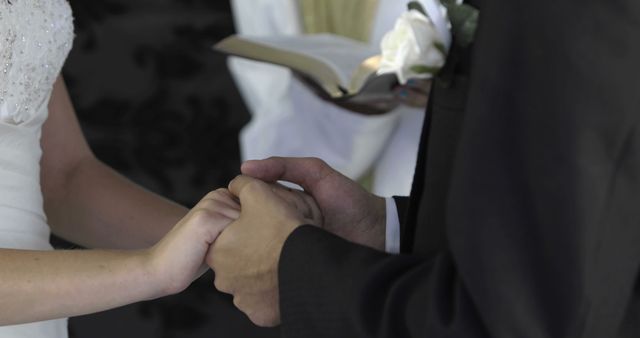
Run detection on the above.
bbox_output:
[385,197,401,254]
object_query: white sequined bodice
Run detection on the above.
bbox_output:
[0,1,73,337]
[0,0,74,125]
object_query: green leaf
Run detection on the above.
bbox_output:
[458,7,479,47]
[407,1,427,16]
[443,3,479,48]
[433,41,447,56]
[410,65,441,74]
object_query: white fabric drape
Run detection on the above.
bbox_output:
[229,0,427,196]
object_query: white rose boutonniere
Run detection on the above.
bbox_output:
[377,8,446,85]
[377,1,479,85]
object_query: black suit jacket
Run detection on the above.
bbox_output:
[278,0,640,337]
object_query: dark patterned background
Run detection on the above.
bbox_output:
[58,0,278,336]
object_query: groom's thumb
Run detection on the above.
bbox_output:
[240,158,279,181]
[241,157,329,192]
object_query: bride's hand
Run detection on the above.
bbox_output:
[266,182,324,227]
[146,189,240,296]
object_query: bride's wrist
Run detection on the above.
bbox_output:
[137,248,175,299]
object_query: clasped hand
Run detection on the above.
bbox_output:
[207,157,387,327]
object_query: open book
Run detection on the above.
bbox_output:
[214,34,398,104]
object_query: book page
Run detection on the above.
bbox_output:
[239,34,379,89]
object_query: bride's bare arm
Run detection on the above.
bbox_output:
[41,76,187,249]
[0,188,240,325]
[0,249,157,325]
[0,75,241,325]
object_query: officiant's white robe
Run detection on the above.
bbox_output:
[229,0,427,196]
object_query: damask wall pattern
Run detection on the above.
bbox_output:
[59,0,277,337]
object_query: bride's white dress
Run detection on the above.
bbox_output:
[0,0,74,336]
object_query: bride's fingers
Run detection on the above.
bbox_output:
[200,189,241,210]
[196,190,241,220]
[216,206,241,221]
[269,185,306,212]
[291,189,322,225]
[269,184,323,226]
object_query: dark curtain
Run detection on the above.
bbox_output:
[59,0,277,337]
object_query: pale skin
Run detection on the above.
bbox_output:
[209,175,317,327]
[0,76,239,325]
[209,157,386,326]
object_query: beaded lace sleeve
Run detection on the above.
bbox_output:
[0,0,74,125]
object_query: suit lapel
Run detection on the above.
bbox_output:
[403,75,471,256]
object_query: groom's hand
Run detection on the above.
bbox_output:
[208,175,317,327]
[241,157,387,251]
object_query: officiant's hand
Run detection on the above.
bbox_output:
[297,75,430,114]
[208,175,320,326]
[241,157,387,251]
[337,78,431,113]
[393,79,431,108]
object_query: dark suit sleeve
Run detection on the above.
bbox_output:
[278,1,640,337]
[279,226,484,336]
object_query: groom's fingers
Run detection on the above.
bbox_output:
[241,157,333,192]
